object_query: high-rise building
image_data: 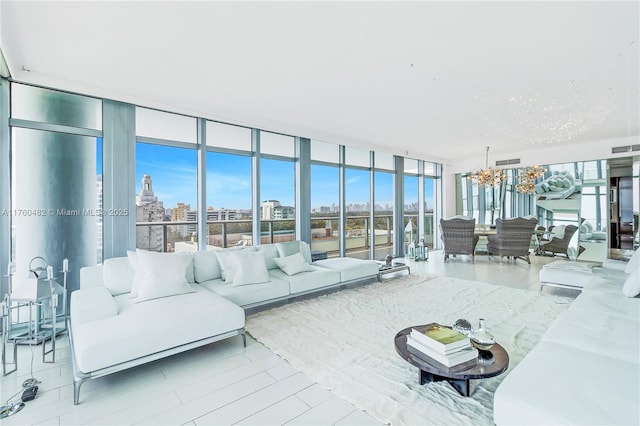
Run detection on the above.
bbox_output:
[185,210,197,238]
[172,202,191,237]
[261,200,280,220]
[207,206,239,221]
[136,174,165,252]
[261,200,295,220]
[172,203,190,222]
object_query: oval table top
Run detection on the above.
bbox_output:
[394,324,509,380]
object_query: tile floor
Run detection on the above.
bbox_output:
[0,251,583,425]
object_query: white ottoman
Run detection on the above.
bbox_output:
[539,260,593,291]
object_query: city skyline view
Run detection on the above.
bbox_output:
[135,142,435,214]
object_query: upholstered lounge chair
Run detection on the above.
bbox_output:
[487,217,538,264]
[538,224,581,258]
[440,217,479,263]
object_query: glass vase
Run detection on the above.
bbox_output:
[470,318,495,351]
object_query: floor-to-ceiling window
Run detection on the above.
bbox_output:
[403,159,419,248]
[373,153,394,259]
[310,140,340,257]
[206,121,253,248]
[260,131,296,244]
[135,107,197,252]
[424,162,437,248]
[344,147,371,259]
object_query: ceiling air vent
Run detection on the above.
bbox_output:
[495,158,520,166]
[612,145,631,154]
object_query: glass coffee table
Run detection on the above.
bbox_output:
[376,261,410,281]
[394,324,509,396]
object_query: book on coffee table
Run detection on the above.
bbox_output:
[410,323,471,354]
[406,344,478,372]
[407,334,478,367]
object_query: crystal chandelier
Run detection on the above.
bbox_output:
[516,165,547,194]
[471,146,506,187]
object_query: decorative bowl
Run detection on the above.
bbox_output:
[452,318,472,337]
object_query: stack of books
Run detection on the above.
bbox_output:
[406,323,478,371]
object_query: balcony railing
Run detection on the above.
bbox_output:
[135,219,297,252]
[135,213,434,255]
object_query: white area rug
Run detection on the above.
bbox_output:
[246,274,573,425]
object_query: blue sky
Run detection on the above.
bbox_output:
[135,143,434,210]
[136,143,197,208]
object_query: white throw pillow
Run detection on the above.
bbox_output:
[276,241,313,264]
[228,251,270,286]
[103,257,134,296]
[622,270,640,297]
[550,225,566,240]
[133,249,194,303]
[193,250,222,282]
[274,252,315,276]
[624,248,640,274]
[583,221,593,233]
[276,241,302,258]
[215,247,254,281]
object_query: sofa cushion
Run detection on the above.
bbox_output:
[103,257,134,296]
[274,252,315,276]
[199,277,290,307]
[313,257,379,282]
[229,250,270,286]
[133,249,195,303]
[71,286,245,373]
[494,340,639,426]
[70,286,119,325]
[542,298,640,364]
[269,266,341,294]
[193,250,222,283]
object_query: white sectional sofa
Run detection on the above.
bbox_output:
[70,241,379,404]
[494,252,640,425]
[191,241,379,309]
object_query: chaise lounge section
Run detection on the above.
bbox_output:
[494,252,640,425]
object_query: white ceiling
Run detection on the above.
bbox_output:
[1,1,639,166]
